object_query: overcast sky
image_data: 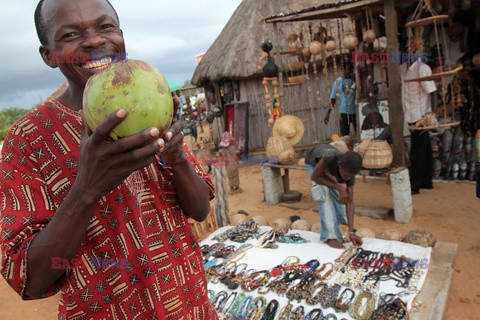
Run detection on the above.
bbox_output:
[0,0,242,109]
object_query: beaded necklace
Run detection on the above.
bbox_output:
[260,299,279,320]
[288,305,305,320]
[277,302,293,320]
[348,290,377,320]
[306,283,327,305]
[234,295,253,320]
[225,293,245,320]
[334,288,355,313]
[320,284,341,309]
[213,290,228,311]
[218,292,237,317]
[246,296,267,320]
[304,308,323,320]
[324,313,338,320]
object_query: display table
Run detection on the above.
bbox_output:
[202,226,434,319]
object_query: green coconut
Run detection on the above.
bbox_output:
[83,59,174,140]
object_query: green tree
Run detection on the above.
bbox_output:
[0,107,33,140]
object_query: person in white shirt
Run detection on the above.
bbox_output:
[401,60,438,194]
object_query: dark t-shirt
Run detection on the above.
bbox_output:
[305,144,355,186]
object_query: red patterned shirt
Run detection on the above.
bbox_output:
[1,100,218,320]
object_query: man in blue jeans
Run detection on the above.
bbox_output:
[305,144,363,249]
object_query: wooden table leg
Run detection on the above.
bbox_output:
[282,168,290,192]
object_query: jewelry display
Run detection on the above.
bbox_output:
[205,226,429,320]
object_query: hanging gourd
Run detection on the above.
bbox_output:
[343,14,358,50]
[309,41,324,55]
[258,40,281,125]
[326,38,337,52]
[363,8,376,44]
[287,33,299,56]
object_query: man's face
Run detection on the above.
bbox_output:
[339,163,355,181]
[40,0,126,88]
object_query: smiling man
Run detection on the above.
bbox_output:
[305,144,363,249]
[0,0,218,319]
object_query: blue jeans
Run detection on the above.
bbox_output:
[306,164,348,242]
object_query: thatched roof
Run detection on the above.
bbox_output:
[192,0,337,85]
[46,82,69,101]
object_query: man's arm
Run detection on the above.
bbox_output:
[311,158,348,204]
[346,184,362,246]
[158,122,211,222]
[25,110,162,297]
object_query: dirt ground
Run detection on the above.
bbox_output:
[0,132,479,319]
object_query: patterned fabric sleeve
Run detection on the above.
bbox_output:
[182,143,215,201]
[1,119,67,300]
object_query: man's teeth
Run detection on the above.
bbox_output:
[82,57,112,69]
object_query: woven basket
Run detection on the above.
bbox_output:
[356,139,372,158]
[266,136,295,164]
[362,140,393,169]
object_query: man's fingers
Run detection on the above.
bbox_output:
[90,109,127,145]
[163,121,184,142]
[115,127,161,152]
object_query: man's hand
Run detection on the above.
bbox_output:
[324,114,330,124]
[158,121,185,165]
[337,186,349,204]
[349,233,363,246]
[76,109,162,202]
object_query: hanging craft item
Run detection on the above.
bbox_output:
[272,115,305,146]
[343,14,358,50]
[363,7,376,44]
[258,40,281,125]
[405,0,461,131]
[287,33,299,56]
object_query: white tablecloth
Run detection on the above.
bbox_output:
[202,226,431,319]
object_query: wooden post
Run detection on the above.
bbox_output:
[212,165,229,227]
[384,0,406,166]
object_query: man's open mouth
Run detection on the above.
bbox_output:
[82,56,113,70]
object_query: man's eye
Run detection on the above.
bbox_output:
[100,24,115,30]
[62,32,78,39]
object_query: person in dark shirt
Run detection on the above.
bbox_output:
[305,144,363,249]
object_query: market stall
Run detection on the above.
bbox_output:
[202,223,432,319]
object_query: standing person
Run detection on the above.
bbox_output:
[175,89,185,121]
[401,59,437,194]
[325,63,357,136]
[0,0,218,319]
[218,131,242,194]
[305,144,363,249]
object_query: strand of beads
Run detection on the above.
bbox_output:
[289,306,305,320]
[334,288,356,313]
[245,296,267,320]
[260,299,279,320]
[348,290,377,320]
[277,301,293,320]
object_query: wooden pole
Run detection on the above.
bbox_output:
[212,164,230,227]
[384,0,406,166]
